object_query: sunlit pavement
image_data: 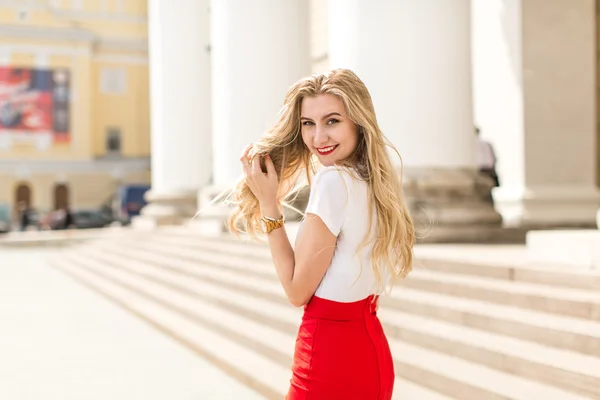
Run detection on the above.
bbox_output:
[0,248,262,400]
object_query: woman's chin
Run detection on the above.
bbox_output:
[317,157,335,167]
[313,151,343,167]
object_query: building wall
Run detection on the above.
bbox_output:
[0,0,150,218]
[92,61,150,158]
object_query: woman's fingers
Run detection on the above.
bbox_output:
[251,152,262,174]
[239,143,253,165]
[239,144,249,161]
[264,154,276,176]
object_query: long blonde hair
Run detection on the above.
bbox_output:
[227,69,415,289]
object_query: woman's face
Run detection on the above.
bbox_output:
[300,94,358,167]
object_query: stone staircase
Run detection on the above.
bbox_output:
[48,228,600,400]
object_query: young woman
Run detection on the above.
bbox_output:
[229,69,415,400]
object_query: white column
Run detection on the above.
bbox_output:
[328,0,500,239]
[136,0,211,227]
[329,0,475,168]
[210,0,310,187]
[472,0,600,227]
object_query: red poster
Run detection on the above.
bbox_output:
[0,67,70,149]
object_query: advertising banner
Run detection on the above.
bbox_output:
[0,67,70,150]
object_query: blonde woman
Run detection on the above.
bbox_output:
[231,69,414,400]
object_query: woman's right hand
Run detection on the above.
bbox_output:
[240,144,279,213]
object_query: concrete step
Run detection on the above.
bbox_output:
[155,229,600,290]
[122,233,600,321]
[105,235,600,356]
[140,231,600,302]
[414,257,600,291]
[402,270,600,320]
[381,310,600,398]
[389,341,590,400]
[108,242,600,398]
[53,251,453,400]
[388,288,600,357]
[78,242,599,399]
[50,257,286,399]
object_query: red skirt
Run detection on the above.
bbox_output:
[286,295,394,400]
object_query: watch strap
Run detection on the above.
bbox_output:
[261,215,284,234]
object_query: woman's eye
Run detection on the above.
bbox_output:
[302,121,314,126]
[327,119,340,125]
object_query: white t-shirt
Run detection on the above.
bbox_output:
[300,166,387,303]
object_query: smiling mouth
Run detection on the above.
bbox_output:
[316,145,338,155]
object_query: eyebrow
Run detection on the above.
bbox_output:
[300,112,343,121]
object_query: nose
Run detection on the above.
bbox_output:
[314,126,328,146]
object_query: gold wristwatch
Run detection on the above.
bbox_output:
[260,215,285,234]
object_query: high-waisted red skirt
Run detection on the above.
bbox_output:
[286,295,394,400]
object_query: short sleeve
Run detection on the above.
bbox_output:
[304,168,352,236]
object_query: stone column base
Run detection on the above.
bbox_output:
[187,185,231,235]
[403,167,503,242]
[132,190,198,230]
[493,185,600,228]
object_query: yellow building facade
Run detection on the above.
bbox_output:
[0,0,150,219]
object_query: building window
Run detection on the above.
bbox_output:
[16,9,29,22]
[100,68,127,95]
[106,127,122,156]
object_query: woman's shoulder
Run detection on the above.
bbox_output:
[313,166,360,188]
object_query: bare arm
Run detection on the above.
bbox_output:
[261,203,336,307]
[241,147,341,307]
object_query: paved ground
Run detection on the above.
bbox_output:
[0,248,263,400]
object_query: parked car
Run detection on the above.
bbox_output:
[37,208,113,230]
[106,184,150,225]
[26,209,44,230]
[71,209,113,229]
[0,203,10,233]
